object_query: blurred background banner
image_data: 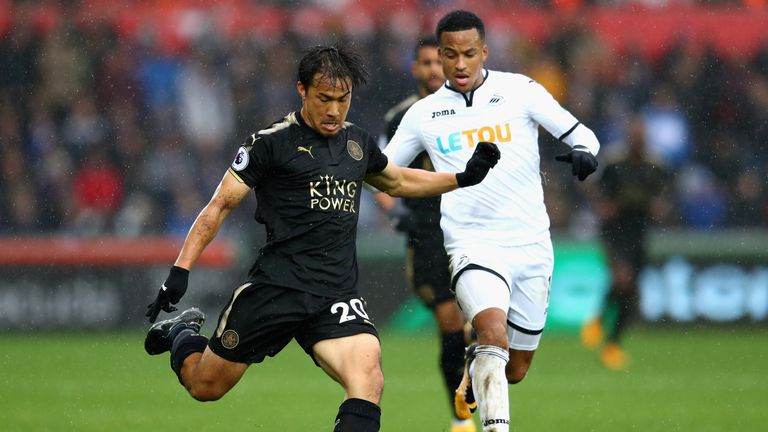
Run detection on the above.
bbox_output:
[2,232,765,330]
[1,0,768,331]
[0,237,237,329]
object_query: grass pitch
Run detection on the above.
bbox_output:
[1,326,766,431]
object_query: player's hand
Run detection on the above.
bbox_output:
[146,266,189,323]
[387,200,418,233]
[456,141,501,187]
[555,145,598,181]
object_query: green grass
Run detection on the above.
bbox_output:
[1,327,766,431]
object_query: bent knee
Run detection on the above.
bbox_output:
[475,324,509,348]
[188,381,226,402]
[346,364,384,401]
[505,366,529,385]
[361,364,385,395]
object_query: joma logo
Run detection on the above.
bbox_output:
[431,109,456,119]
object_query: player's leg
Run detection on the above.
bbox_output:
[146,282,304,401]
[144,306,249,401]
[504,320,540,385]
[505,349,535,384]
[504,239,553,384]
[606,257,635,340]
[409,238,471,430]
[176,347,249,401]
[313,333,383,402]
[313,334,383,432]
[455,269,511,432]
[296,295,383,432]
[600,254,636,369]
[434,301,476,432]
[504,289,546,385]
[433,300,470,392]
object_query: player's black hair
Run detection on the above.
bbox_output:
[414,35,439,59]
[297,44,369,90]
[435,10,485,41]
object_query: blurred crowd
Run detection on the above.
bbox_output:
[0,1,766,238]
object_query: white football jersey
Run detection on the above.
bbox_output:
[385,69,599,250]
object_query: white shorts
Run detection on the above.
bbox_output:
[450,239,554,351]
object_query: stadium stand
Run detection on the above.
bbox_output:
[0,0,766,237]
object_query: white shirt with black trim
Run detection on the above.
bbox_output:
[384,69,599,250]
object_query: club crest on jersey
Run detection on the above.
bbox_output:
[347,140,363,161]
[231,146,249,171]
[221,329,239,349]
[431,108,456,119]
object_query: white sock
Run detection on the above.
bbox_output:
[471,345,510,432]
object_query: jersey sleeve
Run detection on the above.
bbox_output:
[366,133,389,174]
[523,79,580,138]
[523,78,600,154]
[227,133,274,188]
[383,105,425,167]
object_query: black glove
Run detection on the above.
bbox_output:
[555,145,598,181]
[146,266,189,323]
[387,200,418,233]
[456,141,501,188]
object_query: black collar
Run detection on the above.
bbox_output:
[444,69,489,107]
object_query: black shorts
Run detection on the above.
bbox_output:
[208,282,378,365]
[406,232,453,309]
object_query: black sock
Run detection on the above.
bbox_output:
[604,290,621,342]
[440,330,466,416]
[333,398,381,432]
[612,288,637,344]
[605,286,636,344]
[170,330,208,384]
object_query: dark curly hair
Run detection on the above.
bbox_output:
[297,44,369,90]
[436,10,485,41]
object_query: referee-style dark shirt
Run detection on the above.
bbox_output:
[229,111,388,297]
[384,94,442,233]
[601,157,668,257]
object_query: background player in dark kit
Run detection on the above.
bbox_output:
[144,44,500,432]
[582,118,671,370]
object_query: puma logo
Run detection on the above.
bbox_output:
[298,146,314,159]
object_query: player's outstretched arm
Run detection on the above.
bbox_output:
[146,171,250,322]
[366,141,500,198]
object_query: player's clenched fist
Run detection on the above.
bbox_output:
[555,145,598,181]
[146,266,189,323]
[456,141,501,188]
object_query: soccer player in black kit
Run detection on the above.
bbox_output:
[143,44,500,432]
[581,118,670,370]
[376,36,474,432]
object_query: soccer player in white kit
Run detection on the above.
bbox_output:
[384,10,600,432]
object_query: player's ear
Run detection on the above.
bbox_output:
[297,81,306,100]
[482,45,488,61]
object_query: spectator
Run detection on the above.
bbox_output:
[70,147,124,235]
[0,2,765,236]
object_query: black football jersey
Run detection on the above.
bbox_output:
[383,95,442,233]
[601,158,669,244]
[228,111,388,297]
